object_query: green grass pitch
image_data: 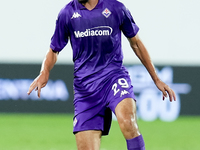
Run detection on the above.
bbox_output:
[0,113,199,150]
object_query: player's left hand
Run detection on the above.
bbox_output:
[155,80,176,102]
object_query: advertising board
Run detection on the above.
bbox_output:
[0,64,199,121]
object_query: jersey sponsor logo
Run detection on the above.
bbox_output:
[71,12,81,19]
[74,26,113,38]
[102,8,111,18]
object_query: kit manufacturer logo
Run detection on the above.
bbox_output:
[71,12,81,19]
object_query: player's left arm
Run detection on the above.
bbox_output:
[128,34,176,102]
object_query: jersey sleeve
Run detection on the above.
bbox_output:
[50,8,69,52]
[120,6,139,38]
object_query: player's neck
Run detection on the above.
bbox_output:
[82,0,99,10]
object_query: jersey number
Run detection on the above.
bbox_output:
[112,78,129,96]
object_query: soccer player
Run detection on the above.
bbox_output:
[27,0,176,149]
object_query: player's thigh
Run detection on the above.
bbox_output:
[115,98,140,139]
[75,130,102,150]
[115,98,137,118]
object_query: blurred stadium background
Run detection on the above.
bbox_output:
[0,0,199,149]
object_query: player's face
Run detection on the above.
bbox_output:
[78,0,88,4]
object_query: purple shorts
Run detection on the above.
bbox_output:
[73,74,135,135]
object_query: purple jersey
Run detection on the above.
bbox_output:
[50,0,139,97]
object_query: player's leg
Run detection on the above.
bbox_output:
[115,98,145,150]
[75,130,102,150]
[73,100,110,150]
[115,98,140,139]
[106,75,145,149]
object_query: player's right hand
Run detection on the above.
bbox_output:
[27,71,49,98]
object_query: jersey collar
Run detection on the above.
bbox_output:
[75,0,103,10]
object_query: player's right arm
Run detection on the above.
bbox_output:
[27,48,58,98]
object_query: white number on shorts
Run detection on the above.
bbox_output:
[118,78,129,88]
[112,83,120,96]
[112,78,129,96]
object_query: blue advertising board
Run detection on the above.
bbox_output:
[0,64,199,121]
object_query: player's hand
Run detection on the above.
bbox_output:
[155,80,176,102]
[27,71,49,98]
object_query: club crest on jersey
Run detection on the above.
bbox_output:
[102,8,111,18]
